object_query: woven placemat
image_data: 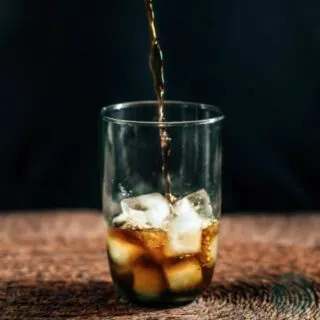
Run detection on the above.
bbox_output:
[0,212,319,320]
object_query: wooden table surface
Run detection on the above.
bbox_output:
[0,211,319,320]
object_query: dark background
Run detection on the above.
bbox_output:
[0,0,319,213]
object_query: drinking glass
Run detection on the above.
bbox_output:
[100,101,224,306]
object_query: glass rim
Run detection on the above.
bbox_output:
[100,100,224,127]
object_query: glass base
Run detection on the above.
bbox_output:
[129,297,195,308]
[115,285,198,308]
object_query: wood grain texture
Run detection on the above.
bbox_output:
[0,212,319,320]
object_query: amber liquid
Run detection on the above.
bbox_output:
[144,0,176,203]
[106,221,219,304]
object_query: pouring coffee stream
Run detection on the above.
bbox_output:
[144,0,176,203]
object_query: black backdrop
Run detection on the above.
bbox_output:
[0,0,319,212]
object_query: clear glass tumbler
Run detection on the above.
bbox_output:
[100,101,224,306]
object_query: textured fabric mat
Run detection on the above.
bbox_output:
[0,212,319,320]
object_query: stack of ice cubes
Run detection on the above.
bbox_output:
[107,189,218,296]
[113,189,214,256]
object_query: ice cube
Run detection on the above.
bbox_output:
[107,229,145,266]
[178,189,213,219]
[112,210,147,228]
[132,229,168,263]
[119,193,170,229]
[112,212,128,227]
[210,236,218,265]
[133,261,166,297]
[200,222,219,267]
[165,203,202,257]
[201,235,218,269]
[163,258,203,292]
